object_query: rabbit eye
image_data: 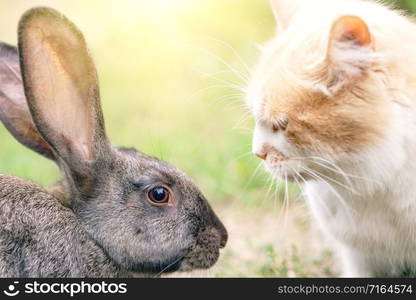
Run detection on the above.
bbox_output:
[147,186,172,206]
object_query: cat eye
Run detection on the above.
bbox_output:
[147,185,175,206]
[273,116,289,132]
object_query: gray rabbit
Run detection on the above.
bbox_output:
[0,7,227,277]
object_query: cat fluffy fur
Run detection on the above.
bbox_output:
[249,0,416,277]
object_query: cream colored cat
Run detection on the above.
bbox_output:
[248,0,416,277]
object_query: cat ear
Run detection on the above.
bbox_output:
[325,15,375,93]
[269,0,305,29]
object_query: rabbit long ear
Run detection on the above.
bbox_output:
[18,8,109,177]
[0,42,54,160]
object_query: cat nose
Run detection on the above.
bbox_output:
[254,152,267,160]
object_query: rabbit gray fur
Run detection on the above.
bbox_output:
[0,7,227,277]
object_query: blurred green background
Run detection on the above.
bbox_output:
[0,0,415,277]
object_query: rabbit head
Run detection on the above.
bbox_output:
[0,7,227,274]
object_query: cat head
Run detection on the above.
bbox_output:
[248,0,406,184]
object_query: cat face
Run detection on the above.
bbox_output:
[248,0,394,180]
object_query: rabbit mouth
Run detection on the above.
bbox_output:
[178,246,220,272]
[131,255,186,274]
[177,231,222,272]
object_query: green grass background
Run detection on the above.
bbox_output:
[0,0,415,277]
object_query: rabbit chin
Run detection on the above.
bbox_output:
[177,232,222,272]
[129,247,220,274]
[130,255,186,274]
[128,228,223,274]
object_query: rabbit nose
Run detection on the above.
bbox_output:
[217,223,228,248]
[202,199,228,248]
[209,212,228,248]
[254,151,267,160]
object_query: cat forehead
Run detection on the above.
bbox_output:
[249,72,311,118]
[251,80,333,132]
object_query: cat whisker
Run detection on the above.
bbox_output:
[232,127,253,133]
[309,159,383,194]
[205,36,252,79]
[292,155,379,186]
[296,168,332,215]
[301,156,356,189]
[208,95,246,111]
[271,171,287,210]
[273,175,280,211]
[306,159,357,188]
[307,167,358,194]
[264,172,278,207]
[282,172,290,228]
[313,161,381,185]
[310,157,381,185]
[233,112,253,131]
[193,68,247,94]
[190,45,249,84]
[291,168,306,201]
[185,84,240,102]
[232,151,254,162]
[292,158,357,194]
[300,166,355,222]
[243,161,263,193]
[222,102,250,112]
[199,69,243,79]
[211,92,246,102]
